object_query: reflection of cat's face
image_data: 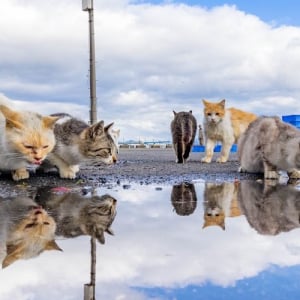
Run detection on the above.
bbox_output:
[3,204,60,268]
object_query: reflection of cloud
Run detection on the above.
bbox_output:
[2,182,300,299]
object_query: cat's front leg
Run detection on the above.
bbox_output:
[12,168,29,181]
[217,141,232,163]
[263,160,279,180]
[201,139,215,163]
[59,165,80,179]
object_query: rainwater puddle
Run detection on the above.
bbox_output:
[1,180,300,300]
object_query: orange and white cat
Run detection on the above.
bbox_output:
[0,196,61,268]
[201,99,257,163]
[0,98,58,180]
[203,181,241,230]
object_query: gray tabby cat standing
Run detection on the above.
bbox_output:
[238,116,300,180]
[43,114,117,179]
[171,110,197,163]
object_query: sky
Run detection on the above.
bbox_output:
[1,0,300,141]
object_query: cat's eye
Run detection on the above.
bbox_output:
[25,223,36,228]
[24,145,33,149]
[43,145,49,149]
[216,113,219,116]
[207,113,212,116]
[43,221,50,225]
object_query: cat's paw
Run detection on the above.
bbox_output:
[216,156,228,163]
[287,169,300,179]
[12,168,29,181]
[264,170,279,179]
[59,166,79,179]
[201,157,212,163]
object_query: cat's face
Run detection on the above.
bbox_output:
[80,121,117,164]
[3,199,61,268]
[202,99,226,124]
[0,105,58,165]
[80,194,117,244]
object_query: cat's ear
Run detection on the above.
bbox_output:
[87,121,104,139]
[189,110,193,114]
[45,240,63,251]
[104,122,114,133]
[0,105,23,130]
[219,99,226,108]
[42,116,60,129]
[202,99,208,106]
[173,110,177,116]
[2,253,20,269]
[105,227,114,236]
[96,229,105,244]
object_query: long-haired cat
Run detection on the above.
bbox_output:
[203,181,241,230]
[238,116,300,180]
[35,187,117,244]
[42,114,118,179]
[0,103,58,181]
[0,196,61,268]
[171,182,197,216]
[201,99,257,163]
[238,180,300,235]
[171,110,197,163]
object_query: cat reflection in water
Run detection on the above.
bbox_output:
[0,196,61,268]
[171,182,197,216]
[238,181,300,235]
[203,181,242,230]
[35,187,117,244]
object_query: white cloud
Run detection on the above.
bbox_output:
[0,1,300,141]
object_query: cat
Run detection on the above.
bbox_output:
[110,127,120,155]
[0,196,61,268]
[203,181,241,230]
[170,110,197,163]
[0,102,59,181]
[42,114,118,179]
[238,180,300,235]
[171,182,197,216]
[35,187,117,244]
[238,116,300,180]
[201,99,257,163]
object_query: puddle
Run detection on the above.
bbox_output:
[1,180,300,299]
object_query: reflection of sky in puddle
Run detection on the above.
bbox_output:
[1,180,300,300]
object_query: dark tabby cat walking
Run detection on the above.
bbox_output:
[171,110,197,163]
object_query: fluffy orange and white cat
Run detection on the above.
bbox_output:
[201,99,257,163]
[0,98,58,180]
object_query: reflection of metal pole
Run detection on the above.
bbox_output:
[84,237,96,300]
[82,0,97,124]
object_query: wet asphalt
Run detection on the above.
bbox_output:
[0,148,261,197]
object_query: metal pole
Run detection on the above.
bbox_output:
[84,237,96,300]
[88,0,97,124]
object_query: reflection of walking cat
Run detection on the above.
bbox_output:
[0,99,58,180]
[203,182,241,230]
[238,181,300,235]
[171,110,197,163]
[35,187,117,244]
[0,196,61,268]
[238,116,300,180]
[201,99,257,163]
[171,182,197,216]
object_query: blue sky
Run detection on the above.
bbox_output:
[1,0,300,141]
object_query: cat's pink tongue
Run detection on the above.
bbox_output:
[34,161,42,165]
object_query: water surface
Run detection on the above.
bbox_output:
[1,180,300,300]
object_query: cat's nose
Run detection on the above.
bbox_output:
[34,156,42,163]
[112,156,117,163]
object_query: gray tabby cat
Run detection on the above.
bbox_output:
[238,180,300,235]
[43,114,117,179]
[171,110,197,163]
[35,187,117,244]
[238,116,300,180]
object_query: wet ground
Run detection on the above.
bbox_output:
[0,148,260,197]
